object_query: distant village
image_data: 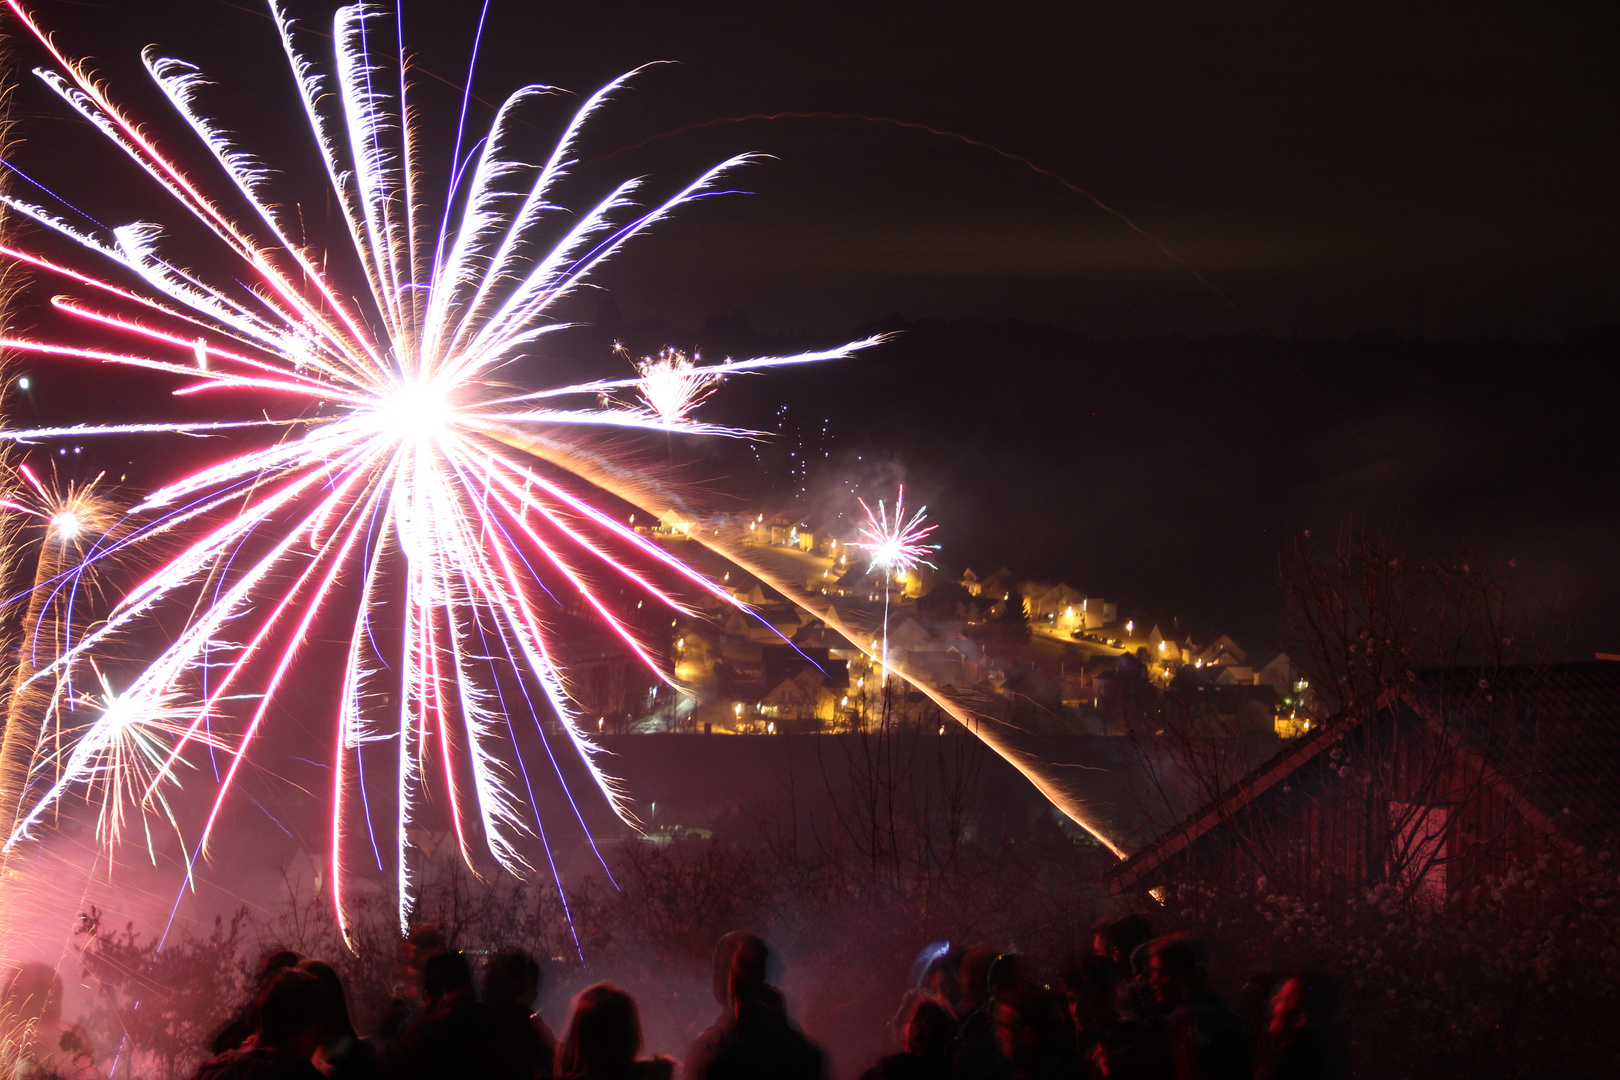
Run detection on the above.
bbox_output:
[558,507,1314,743]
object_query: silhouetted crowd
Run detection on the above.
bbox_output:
[170,913,1347,1080]
[0,913,1342,1079]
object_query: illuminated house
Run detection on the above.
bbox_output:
[791,616,858,656]
[721,603,803,644]
[1080,598,1117,629]
[1022,581,1088,622]
[1196,634,1249,668]
[758,669,840,730]
[654,508,694,536]
[828,563,889,601]
[976,567,1015,602]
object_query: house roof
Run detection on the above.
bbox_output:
[1108,663,1620,891]
[835,564,882,589]
[1421,662,1620,850]
[1197,634,1249,665]
[978,568,1015,597]
[761,668,827,705]
[887,618,936,652]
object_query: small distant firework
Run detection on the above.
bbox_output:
[626,345,726,424]
[8,667,221,861]
[854,486,937,686]
[0,464,117,543]
[855,486,938,577]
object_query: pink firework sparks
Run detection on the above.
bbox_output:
[0,1,881,943]
[855,486,939,577]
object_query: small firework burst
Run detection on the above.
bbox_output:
[855,486,938,578]
[9,667,223,859]
[0,465,121,845]
[626,345,727,425]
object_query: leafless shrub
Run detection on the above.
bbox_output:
[1151,850,1620,1079]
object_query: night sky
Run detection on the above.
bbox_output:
[4,0,1618,653]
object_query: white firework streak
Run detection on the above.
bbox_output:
[0,0,883,943]
[854,486,938,687]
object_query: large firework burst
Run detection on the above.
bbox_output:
[0,0,879,939]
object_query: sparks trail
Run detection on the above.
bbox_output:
[207,0,538,123]
[598,111,1407,497]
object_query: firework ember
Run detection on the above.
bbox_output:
[0,0,880,941]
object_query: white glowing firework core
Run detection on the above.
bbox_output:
[635,348,722,424]
[50,512,83,539]
[374,380,454,442]
[868,538,908,572]
[97,691,139,733]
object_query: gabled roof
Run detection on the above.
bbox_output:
[761,668,827,705]
[1198,634,1248,665]
[1422,662,1620,849]
[1108,667,1620,892]
[792,620,855,652]
[887,618,936,653]
[835,564,882,589]
[932,628,981,659]
[978,567,1015,597]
